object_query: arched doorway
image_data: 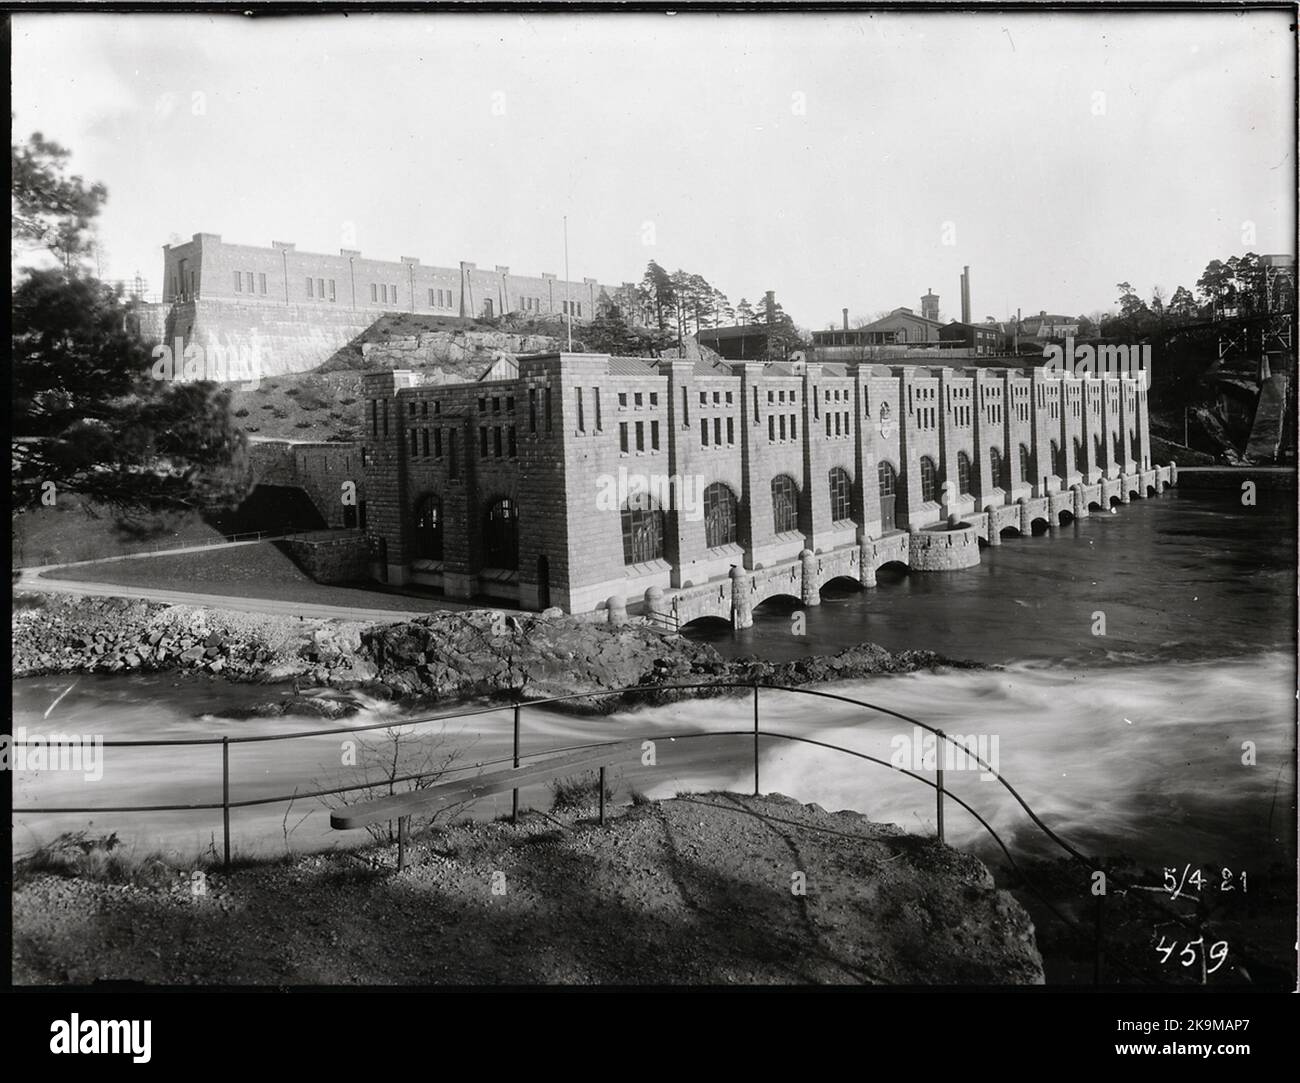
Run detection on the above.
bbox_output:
[483,497,518,569]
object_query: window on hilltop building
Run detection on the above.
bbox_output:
[828,467,854,522]
[307,278,314,298]
[771,475,799,535]
[703,483,739,548]
[245,272,254,293]
[329,280,336,302]
[234,272,242,292]
[919,457,938,502]
[259,273,267,294]
[371,284,378,303]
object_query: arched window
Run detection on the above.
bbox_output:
[1094,435,1106,468]
[1131,433,1141,463]
[989,447,1004,489]
[956,451,972,496]
[771,475,799,535]
[621,497,665,565]
[919,456,938,502]
[828,467,853,523]
[703,483,739,548]
[1018,444,1032,486]
[1074,437,1086,473]
[483,497,518,569]
[414,494,443,560]
[878,460,897,497]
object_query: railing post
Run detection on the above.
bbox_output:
[934,728,945,845]
[397,815,408,871]
[221,736,231,871]
[599,766,607,826]
[752,681,760,796]
[511,703,521,824]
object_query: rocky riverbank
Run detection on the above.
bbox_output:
[13,591,982,715]
[13,792,1044,985]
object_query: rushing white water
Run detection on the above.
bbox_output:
[12,652,1294,872]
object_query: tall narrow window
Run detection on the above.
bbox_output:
[234,271,243,292]
[651,420,660,450]
[828,467,853,522]
[622,497,665,565]
[619,422,629,453]
[703,483,739,548]
[413,495,443,560]
[529,388,538,433]
[577,387,585,432]
[919,456,938,502]
[771,475,799,534]
[259,272,267,294]
[957,451,972,496]
[306,277,314,298]
[635,421,645,451]
[483,498,519,570]
[989,447,1004,488]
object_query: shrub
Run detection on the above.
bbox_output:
[549,771,615,811]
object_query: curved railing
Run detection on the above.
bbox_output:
[12,679,1265,985]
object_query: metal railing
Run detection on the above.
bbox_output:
[12,680,1263,985]
[643,608,680,633]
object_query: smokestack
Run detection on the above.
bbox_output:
[765,290,776,325]
[842,308,849,331]
[961,266,971,325]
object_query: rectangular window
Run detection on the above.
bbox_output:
[634,392,643,408]
[480,427,488,456]
[434,429,442,457]
[712,391,720,405]
[779,415,786,441]
[371,284,378,302]
[620,422,629,452]
[529,388,537,433]
[429,289,436,307]
[478,397,487,414]
[508,426,517,458]
[545,387,553,432]
[769,416,776,441]
[234,272,242,292]
[683,387,690,426]
[699,391,707,406]
[725,392,733,405]
[492,397,500,413]
[701,419,709,447]
[318,278,325,300]
[421,401,429,418]
[636,421,645,451]
[307,277,314,298]
[391,284,397,304]
[618,393,628,407]
[370,400,378,436]
[577,387,585,432]
[593,388,601,430]
[259,272,267,294]
[651,420,660,450]
[649,392,658,407]
[713,417,722,445]
[410,429,418,456]
[726,417,734,445]
[494,427,503,458]
[754,388,761,421]
[422,429,430,457]
[826,415,832,437]
[449,432,458,478]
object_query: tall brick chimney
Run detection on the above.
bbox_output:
[842,308,849,331]
[765,290,776,325]
[961,266,971,325]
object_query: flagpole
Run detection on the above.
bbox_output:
[564,215,572,351]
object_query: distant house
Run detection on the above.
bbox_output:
[1019,311,1079,340]
[811,307,945,349]
[939,320,1004,356]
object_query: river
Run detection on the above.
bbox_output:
[12,489,1296,886]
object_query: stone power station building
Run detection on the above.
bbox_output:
[357,354,1173,628]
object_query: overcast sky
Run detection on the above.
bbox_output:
[11,10,1295,328]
